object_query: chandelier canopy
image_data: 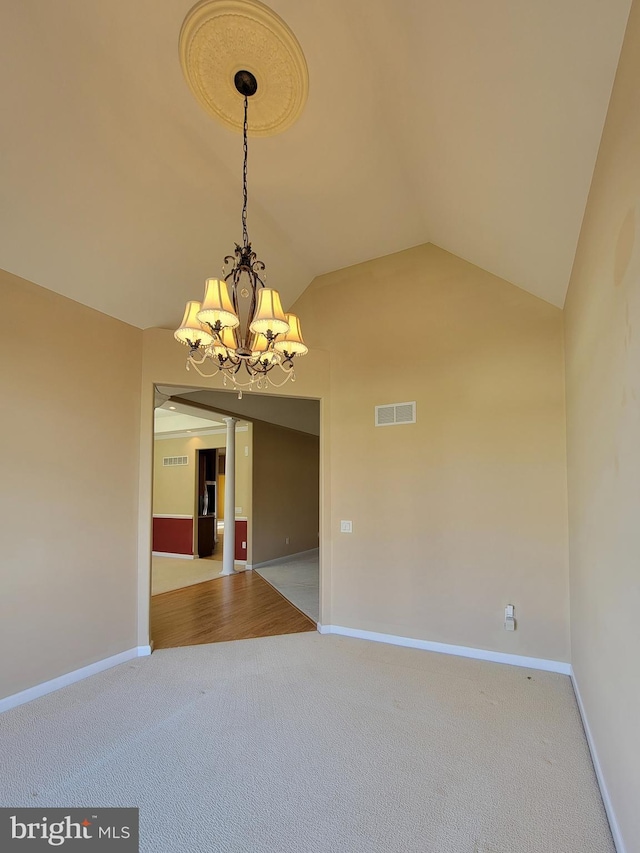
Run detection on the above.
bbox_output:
[175,69,308,396]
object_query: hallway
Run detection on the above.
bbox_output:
[151,571,316,649]
[256,550,319,622]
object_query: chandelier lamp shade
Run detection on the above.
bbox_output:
[174,68,308,395]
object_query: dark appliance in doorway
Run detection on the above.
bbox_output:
[196,449,217,557]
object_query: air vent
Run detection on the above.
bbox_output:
[163,456,188,466]
[375,402,416,427]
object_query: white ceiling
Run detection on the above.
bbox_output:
[154,401,226,435]
[0,0,632,327]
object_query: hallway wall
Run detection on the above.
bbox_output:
[252,421,320,565]
[563,0,640,848]
[0,268,142,701]
[152,428,252,517]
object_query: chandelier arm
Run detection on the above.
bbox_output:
[188,348,210,364]
[247,357,280,374]
[186,353,295,387]
[221,353,242,367]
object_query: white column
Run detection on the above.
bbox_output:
[220,416,237,576]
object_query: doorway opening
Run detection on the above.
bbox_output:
[150,386,320,649]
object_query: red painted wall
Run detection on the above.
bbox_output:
[153,517,193,555]
[235,519,248,561]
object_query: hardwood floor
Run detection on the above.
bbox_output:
[151,570,316,649]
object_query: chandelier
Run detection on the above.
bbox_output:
[174,70,308,396]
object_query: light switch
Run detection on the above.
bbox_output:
[340,520,353,533]
[504,604,516,631]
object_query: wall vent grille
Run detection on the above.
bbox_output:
[375,402,416,427]
[163,456,189,467]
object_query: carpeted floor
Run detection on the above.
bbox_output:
[0,633,613,853]
[152,555,222,595]
[256,550,319,621]
[151,553,253,595]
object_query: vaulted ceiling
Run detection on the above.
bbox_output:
[0,0,632,328]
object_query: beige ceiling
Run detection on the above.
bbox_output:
[0,0,632,328]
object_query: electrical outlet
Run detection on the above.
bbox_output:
[340,520,353,533]
[285,537,290,544]
[244,446,249,456]
[241,541,246,549]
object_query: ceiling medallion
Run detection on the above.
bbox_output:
[179,0,309,137]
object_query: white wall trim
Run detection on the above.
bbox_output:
[317,625,571,674]
[152,551,195,559]
[0,646,152,715]
[253,547,319,570]
[153,514,193,519]
[570,670,626,853]
[155,425,249,440]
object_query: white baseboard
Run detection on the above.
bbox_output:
[317,625,571,675]
[253,548,319,570]
[570,671,626,853]
[0,646,152,715]
[152,551,195,560]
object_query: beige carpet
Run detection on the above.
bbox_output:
[0,633,613,852]
[256,550,319,621]
[152,555,223,595]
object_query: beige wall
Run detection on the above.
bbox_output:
[0,268,142,701]
[252,422,319,565]
[153,428,252,518]
[291,243,570,661]
[564,1,640,848]
[1,242,570,704]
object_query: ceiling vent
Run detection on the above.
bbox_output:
[375,402,416,427]
[163,456,189,467]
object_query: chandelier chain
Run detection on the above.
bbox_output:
[242,94,249,248]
